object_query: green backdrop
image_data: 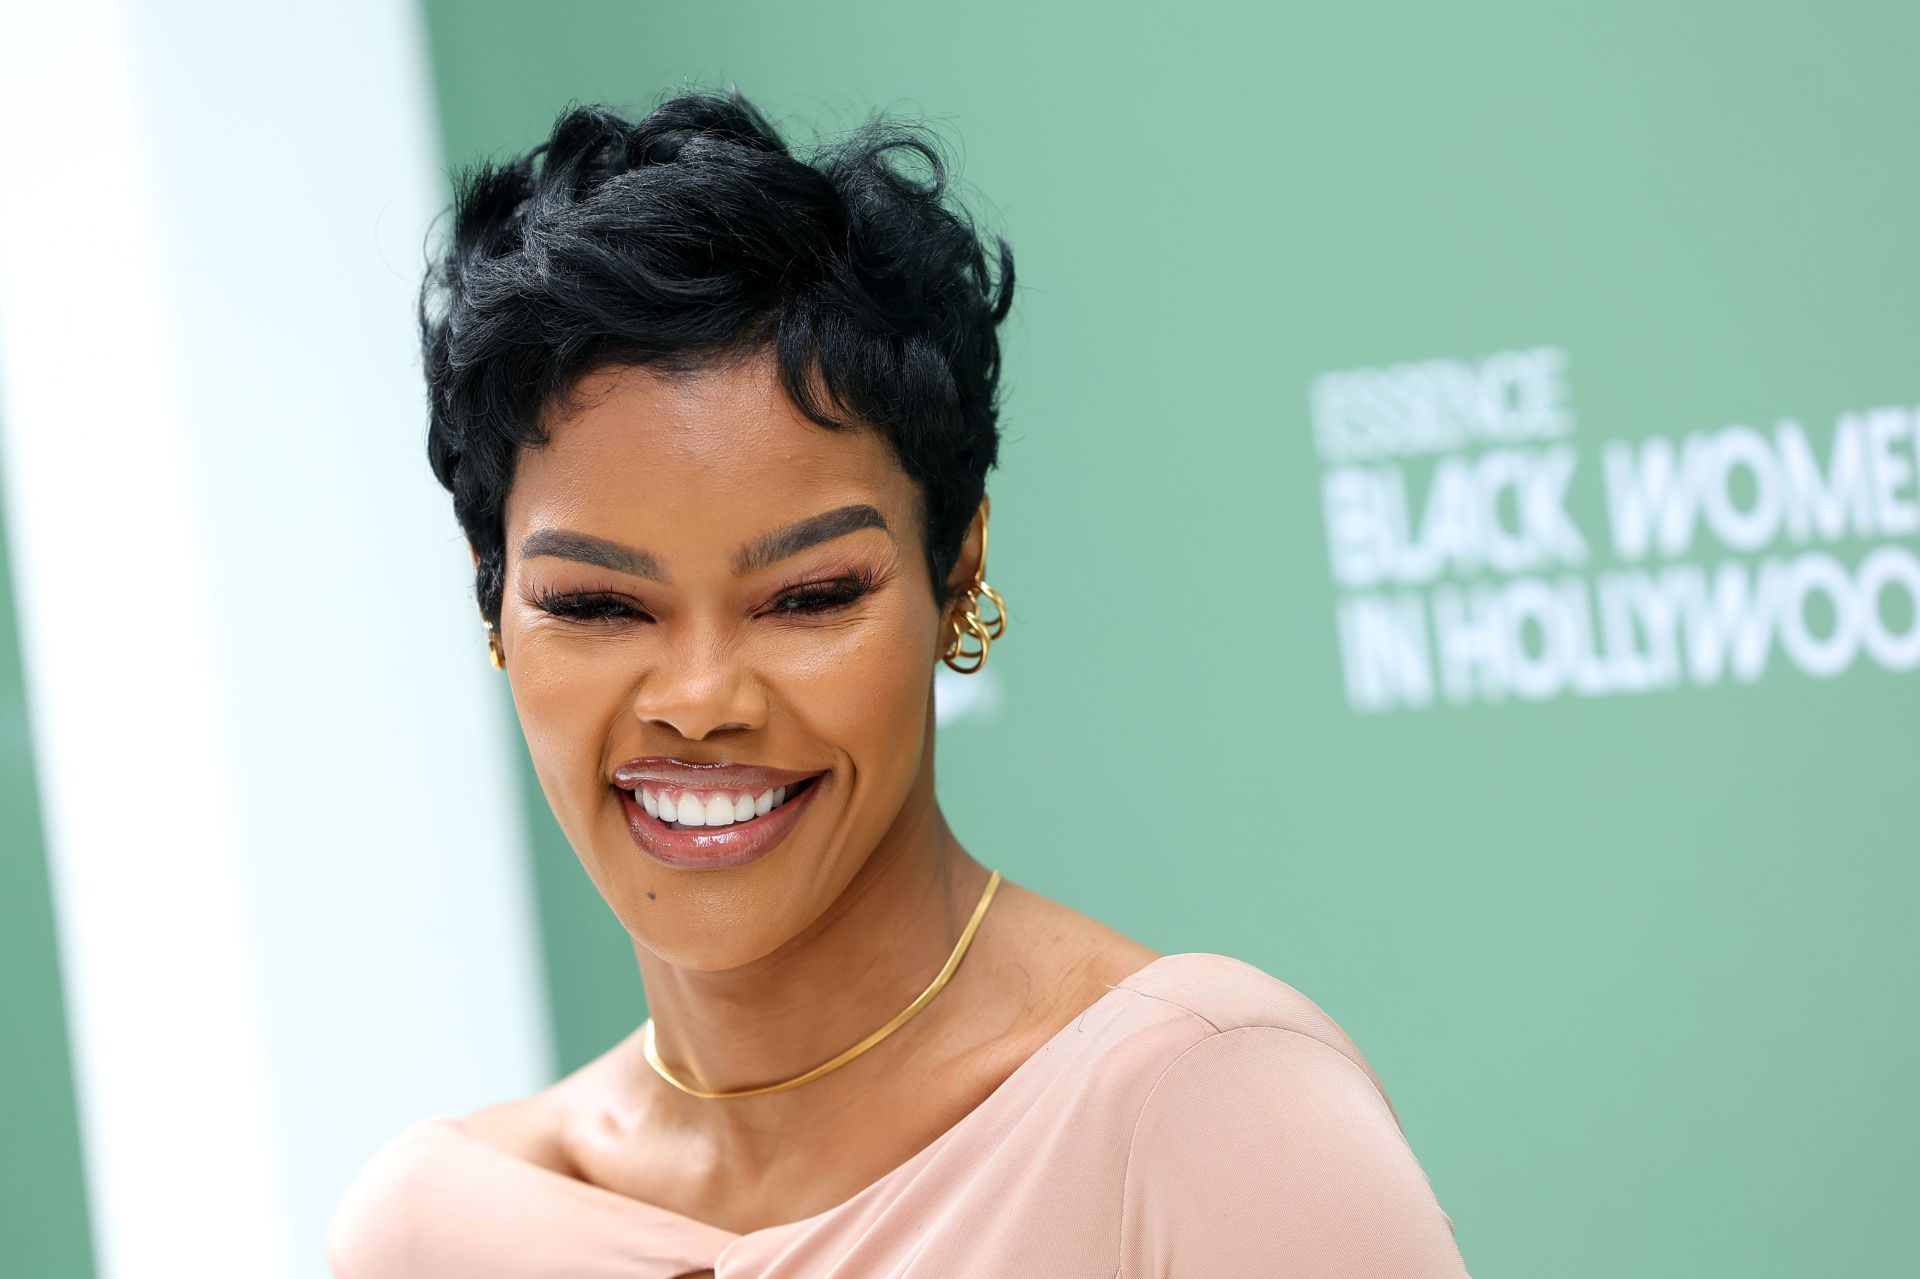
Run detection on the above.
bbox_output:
[419,4,1918,1275]
[0,442,95,1275]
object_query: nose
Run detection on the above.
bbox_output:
[629,626,764,741]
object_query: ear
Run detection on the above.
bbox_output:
[943,495,990,608]
[468,542,481,571]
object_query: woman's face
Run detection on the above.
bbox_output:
[494,354,964,973]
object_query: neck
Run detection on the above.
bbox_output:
[630,762,996,1123]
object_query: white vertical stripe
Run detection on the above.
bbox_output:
[0,2,554,1276]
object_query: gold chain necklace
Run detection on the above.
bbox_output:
[641,868,1003,1100]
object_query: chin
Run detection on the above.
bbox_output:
[628,916,797,975]
[608,869,823,975]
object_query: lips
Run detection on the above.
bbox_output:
[613,757,827,871]
[612,757,823,793]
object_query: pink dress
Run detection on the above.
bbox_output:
[326,952,1469,1276]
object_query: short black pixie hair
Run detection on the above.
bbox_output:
[421,88,1016,631]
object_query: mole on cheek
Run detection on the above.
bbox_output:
[646,890,657,900]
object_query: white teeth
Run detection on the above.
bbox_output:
[640,779,810,828]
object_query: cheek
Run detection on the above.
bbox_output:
[508,649,621,814]
[771,606,936,783]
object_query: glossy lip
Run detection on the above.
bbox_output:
[616,765,827,871]
[612,756,823,793]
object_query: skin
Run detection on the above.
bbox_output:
[461,350,1158,1249]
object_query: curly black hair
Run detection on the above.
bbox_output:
[420,87,1017,631]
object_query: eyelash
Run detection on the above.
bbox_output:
[530,567,881,625]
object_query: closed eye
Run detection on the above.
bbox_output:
[527,569,881,626]
[532,590,646,623]
[763,573,878,617]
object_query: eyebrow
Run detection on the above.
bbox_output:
[518,503,892,583]
[733,503,892,574]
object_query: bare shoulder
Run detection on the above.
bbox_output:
[455,1037,636,1175]
[984,877,1162,1007]
[984,879,1381,1093]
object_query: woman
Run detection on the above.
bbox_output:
[326,88,1468,1278]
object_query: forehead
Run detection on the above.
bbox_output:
[504,354,918,554]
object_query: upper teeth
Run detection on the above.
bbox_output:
[640,784,791,827]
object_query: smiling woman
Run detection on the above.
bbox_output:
[324,87,1468,1278]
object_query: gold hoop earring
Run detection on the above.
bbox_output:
[942,575,1007,672]
[942,598,991,673]
[973,579,1007,642]
[486,622,505,670]
[942,504,1008,674]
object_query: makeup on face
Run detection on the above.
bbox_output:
[498,359,944,967]
[613,757,829,870]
